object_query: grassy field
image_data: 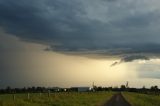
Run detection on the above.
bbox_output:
[0,92,114,106]
[123,92,160,106]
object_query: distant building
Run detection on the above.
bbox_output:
[50,87,60,92]
[70,87,90,92]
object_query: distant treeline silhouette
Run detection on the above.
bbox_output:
[93,85,160,95]
[0,85,159,95]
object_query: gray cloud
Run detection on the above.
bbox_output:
[110,61,119,67]
[111,55,150,66]
[0,0,160,58]
[121,55,149,62]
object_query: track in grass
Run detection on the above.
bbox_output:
[103,93,131,106]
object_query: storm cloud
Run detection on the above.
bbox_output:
[111,55,150,66]
[1,0,160,58]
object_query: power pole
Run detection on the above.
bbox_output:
[92,82,94,88]
[126,81,129,88]
[92,82,95,92]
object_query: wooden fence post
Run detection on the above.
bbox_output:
[27,93,30,100]
[13,94,15,101]
[48,90,50,97]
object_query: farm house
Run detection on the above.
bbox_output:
[70,87,90,92]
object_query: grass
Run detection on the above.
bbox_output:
[123,92,160,106]
[0,92,114,106]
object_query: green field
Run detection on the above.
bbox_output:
[0,92,114,106]
[123,92,160,106]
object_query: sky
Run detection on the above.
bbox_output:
[1,0,160,88]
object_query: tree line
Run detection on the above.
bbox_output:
[0,85,159,94]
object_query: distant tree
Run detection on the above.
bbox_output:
[151,86,158,91]
[120,85,126,91]
[113,86,119,91]
[150,85,159,94]
[93,85,97,91]
[6,86,12,93]
[142,86,146,89]
[108,87,112,91]
[128,88,138,92]
[97,86,103,91]
[32,86,36,92]
[102,87,109,91]
[141,86,147,94]
[22,87,27,93]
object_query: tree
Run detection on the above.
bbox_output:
[120,85,126,91]
[150,85,159,94]
[151,86,158,91]
[6,86,12,93]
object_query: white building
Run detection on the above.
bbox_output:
[70,87,90,92]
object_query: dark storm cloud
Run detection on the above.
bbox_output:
[1,0,160,58]
[121,55,149,62]
[111,55,150,66]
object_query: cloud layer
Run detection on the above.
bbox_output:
[111,55,150,66]
[1,0,160,58]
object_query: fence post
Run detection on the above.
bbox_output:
[39,92,42,97]
[13,94,15,101]
[27,93,30,100]
[48,90,50,97]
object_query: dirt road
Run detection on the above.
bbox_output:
[103,93,131,106]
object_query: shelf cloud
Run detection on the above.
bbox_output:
[1,0,160,58]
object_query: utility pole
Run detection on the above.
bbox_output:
[126,81,129,88]
[92,82,95,92]
[92,82,94,88]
